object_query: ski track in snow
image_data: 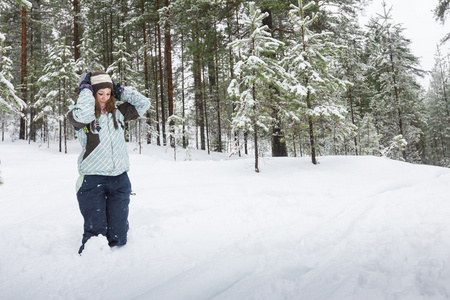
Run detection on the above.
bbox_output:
[1,140,450,300]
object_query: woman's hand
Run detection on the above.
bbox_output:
[112,81,124,101]
[78,72,93,94]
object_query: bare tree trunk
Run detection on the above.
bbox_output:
[141,0,151,144]
[193,26,205,150]
[299,133,303,157]
[207,59,217,152]
[64,116,67,154]
[206,14,222,153]
[244,130,248,157]
[20,5,27,140]
[252,83,259,173]
[214,56,222,152]
[164,0,174,148]
[28,5,35,144]
[152,27,161,146]
[202,61,210,154]
[1,110,5,141]
[109,8,113,67]
[293,135,297,157]
[73,0,80,62]
[181,31,187,148]
[102,14,107,68]
[251,29,259,172]
[348,84,358,155]
[156,0,166,145]
[300,2,317,165]
[306,90,317,164]
[227,6,240,156]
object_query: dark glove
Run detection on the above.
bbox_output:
[112,81,124,101]
[77,72,93,94]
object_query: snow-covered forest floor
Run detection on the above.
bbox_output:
[1,140,450,300]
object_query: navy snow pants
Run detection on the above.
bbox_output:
[77,172,131,254]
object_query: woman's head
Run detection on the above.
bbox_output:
[94,88,116,117]
[91,71,113,94]
[91,71,116,117]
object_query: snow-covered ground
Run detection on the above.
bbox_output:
[1,140,449,300]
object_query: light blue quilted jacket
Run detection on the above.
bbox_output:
[68,87,150,176]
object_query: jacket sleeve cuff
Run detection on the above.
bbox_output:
[78,84,93,94]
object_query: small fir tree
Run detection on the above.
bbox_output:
[228,2,286,172]
[35,32,78,152]
[0,32,26,116]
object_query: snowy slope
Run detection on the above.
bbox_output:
[0,140,449,300]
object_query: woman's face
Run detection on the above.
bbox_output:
[96,88,111,106]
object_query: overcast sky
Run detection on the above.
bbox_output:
[359,0,449,88]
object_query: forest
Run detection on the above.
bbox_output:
[0,0,449,170]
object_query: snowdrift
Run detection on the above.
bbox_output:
[0,141,449,300]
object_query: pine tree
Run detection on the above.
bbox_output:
[365,2,425,162]
[75,36,104,74]
[107,36,133,85]
[36,33,77,152]
[0,32,26,116]
[424,46,450,166]
[228,2,286,172]
[284,0,348,164]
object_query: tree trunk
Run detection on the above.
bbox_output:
[252,83,259,173]
[271,110,287,157]
[262,8,287,157]
[152,27,161,146]
[156,0,166,145]
[206,14,222,153]
[59,120,62,152]
[208,58,219,152]
[164,0,174,148]
[64,115,67,154]
[214,55,222,153]
[102,14,107,68]
[389,51,407,161]
[20,5,27,140]
[73,0,80,62]
[300,2,317,165]
[348,84,358,155]
[181,31,187,148]
[1,111,5,141]
[386,26,407,161]
[202,61,210,154]
[343,46,358,154]
[28,5,36,143]
[109,8,113,67]
[193,26,205,150]
[306,90,317,165]
[141,0,151,144]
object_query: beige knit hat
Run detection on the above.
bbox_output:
[90,71,113,94]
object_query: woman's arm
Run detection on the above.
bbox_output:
[120,87,151,117]
[70,89,96,124]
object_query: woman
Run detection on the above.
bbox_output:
[68,71,150,254]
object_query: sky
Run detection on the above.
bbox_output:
[360,0,449,88]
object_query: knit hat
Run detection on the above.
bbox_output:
[90,71,113,94]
